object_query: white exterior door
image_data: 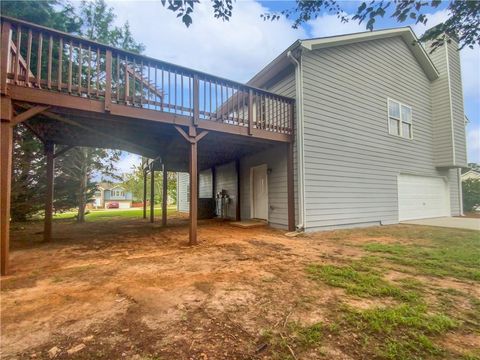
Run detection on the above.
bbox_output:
[251,164,268,220]
[398,174,450,221]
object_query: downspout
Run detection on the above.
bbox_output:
[457,168,464,216]
[287,49,306,231]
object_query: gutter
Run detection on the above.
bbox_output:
[287,49,306,231]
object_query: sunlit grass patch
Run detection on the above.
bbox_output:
[306,258,420,303]
[363,238,480,281]
[260,322,324,360]
[342,304,458,359]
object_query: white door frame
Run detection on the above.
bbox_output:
[250,164,269,220]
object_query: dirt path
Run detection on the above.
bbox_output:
[1,217,478,359]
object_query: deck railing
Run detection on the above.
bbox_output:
[1,16,294,137]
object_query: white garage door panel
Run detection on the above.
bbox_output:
[398,175,450,221]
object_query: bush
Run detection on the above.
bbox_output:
[462,179,480,212]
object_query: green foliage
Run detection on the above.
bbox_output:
[122,163,177,204]
[5,0,144,223]
[261,1,480,51]
[462,178,480,212]
[10,125,46,221]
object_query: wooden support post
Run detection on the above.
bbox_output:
[0,22,11,95]
[143,169,147,219]
[105,50,112,111]
[287,141,295,231]
[1,96,13,275]
[43,141,54,242]
[193,74,199,126]
[162,164,167,226]
[175,126,209,245]
[189,133,198,245]
[211,166,216,198]
[248,89,254,135]
[150,167,155,223]
[235,159,241,221]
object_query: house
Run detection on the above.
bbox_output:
[461,170,480,181]
[93,183,133,209]
[178,27,467,230]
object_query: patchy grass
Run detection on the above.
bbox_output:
[341,304,458,359]
[363,232,480,281]
[306,258,420,303]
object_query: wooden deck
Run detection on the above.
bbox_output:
[0,16,296,275]
[1,16,294,144]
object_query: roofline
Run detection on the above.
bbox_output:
[248,27,439,88]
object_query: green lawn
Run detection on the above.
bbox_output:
[53,205,177,222]
[262,226,480,360]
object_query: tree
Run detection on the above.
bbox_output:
[56,148,121,222]
[3,0,144,223]
[122,162,177,205]
[160,0,480,51]
[463,179,480,213]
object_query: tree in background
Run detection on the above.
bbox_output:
[3,0,144,222]
[463,179,480,213]
[123,162,177,205]
[160,0,480,51]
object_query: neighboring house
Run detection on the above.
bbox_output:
[93,182,133,209]
[461,170,480,181]
[179,27,467,230]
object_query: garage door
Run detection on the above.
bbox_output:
[398,174,450,221]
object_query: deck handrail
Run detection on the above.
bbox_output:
[1,16,295,137]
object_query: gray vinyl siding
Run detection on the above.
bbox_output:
[240,144,289,229]
[301,36,461,231]
[177,172,189,212]
[429,39,467,167]
[199,169,213,198]
[264,68,298,225]
[215,162,237,219]
[447,41,467,167]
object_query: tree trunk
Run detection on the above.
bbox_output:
[77,149,88,223]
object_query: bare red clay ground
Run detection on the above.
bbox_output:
[1,215,478,359]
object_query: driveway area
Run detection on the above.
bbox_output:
[402,216,480,230]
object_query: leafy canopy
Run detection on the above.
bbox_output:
[160,0,480,50]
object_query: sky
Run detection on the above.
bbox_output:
[101,0,479,175]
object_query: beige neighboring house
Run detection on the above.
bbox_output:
[92,182,133,209]
[461,170,480,181]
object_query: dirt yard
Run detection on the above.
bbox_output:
[1,214,479,360]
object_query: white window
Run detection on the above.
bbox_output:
[388,99,412,139]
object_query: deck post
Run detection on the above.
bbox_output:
[189,131,198,245]
[150,166,155,223]
[235,159,241,221]
[287,141,295,231]
[162,164,167,226]
[143,168,147,219]
[1,96,13,275]
[104,50,112,111]
[1,21,12,95]
[43,140,55,242]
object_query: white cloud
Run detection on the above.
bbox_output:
[107,0,306,82]
[410,9,450,36]
[308,13,364,38]
[116,153,142,175]
[467,125,480,163]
